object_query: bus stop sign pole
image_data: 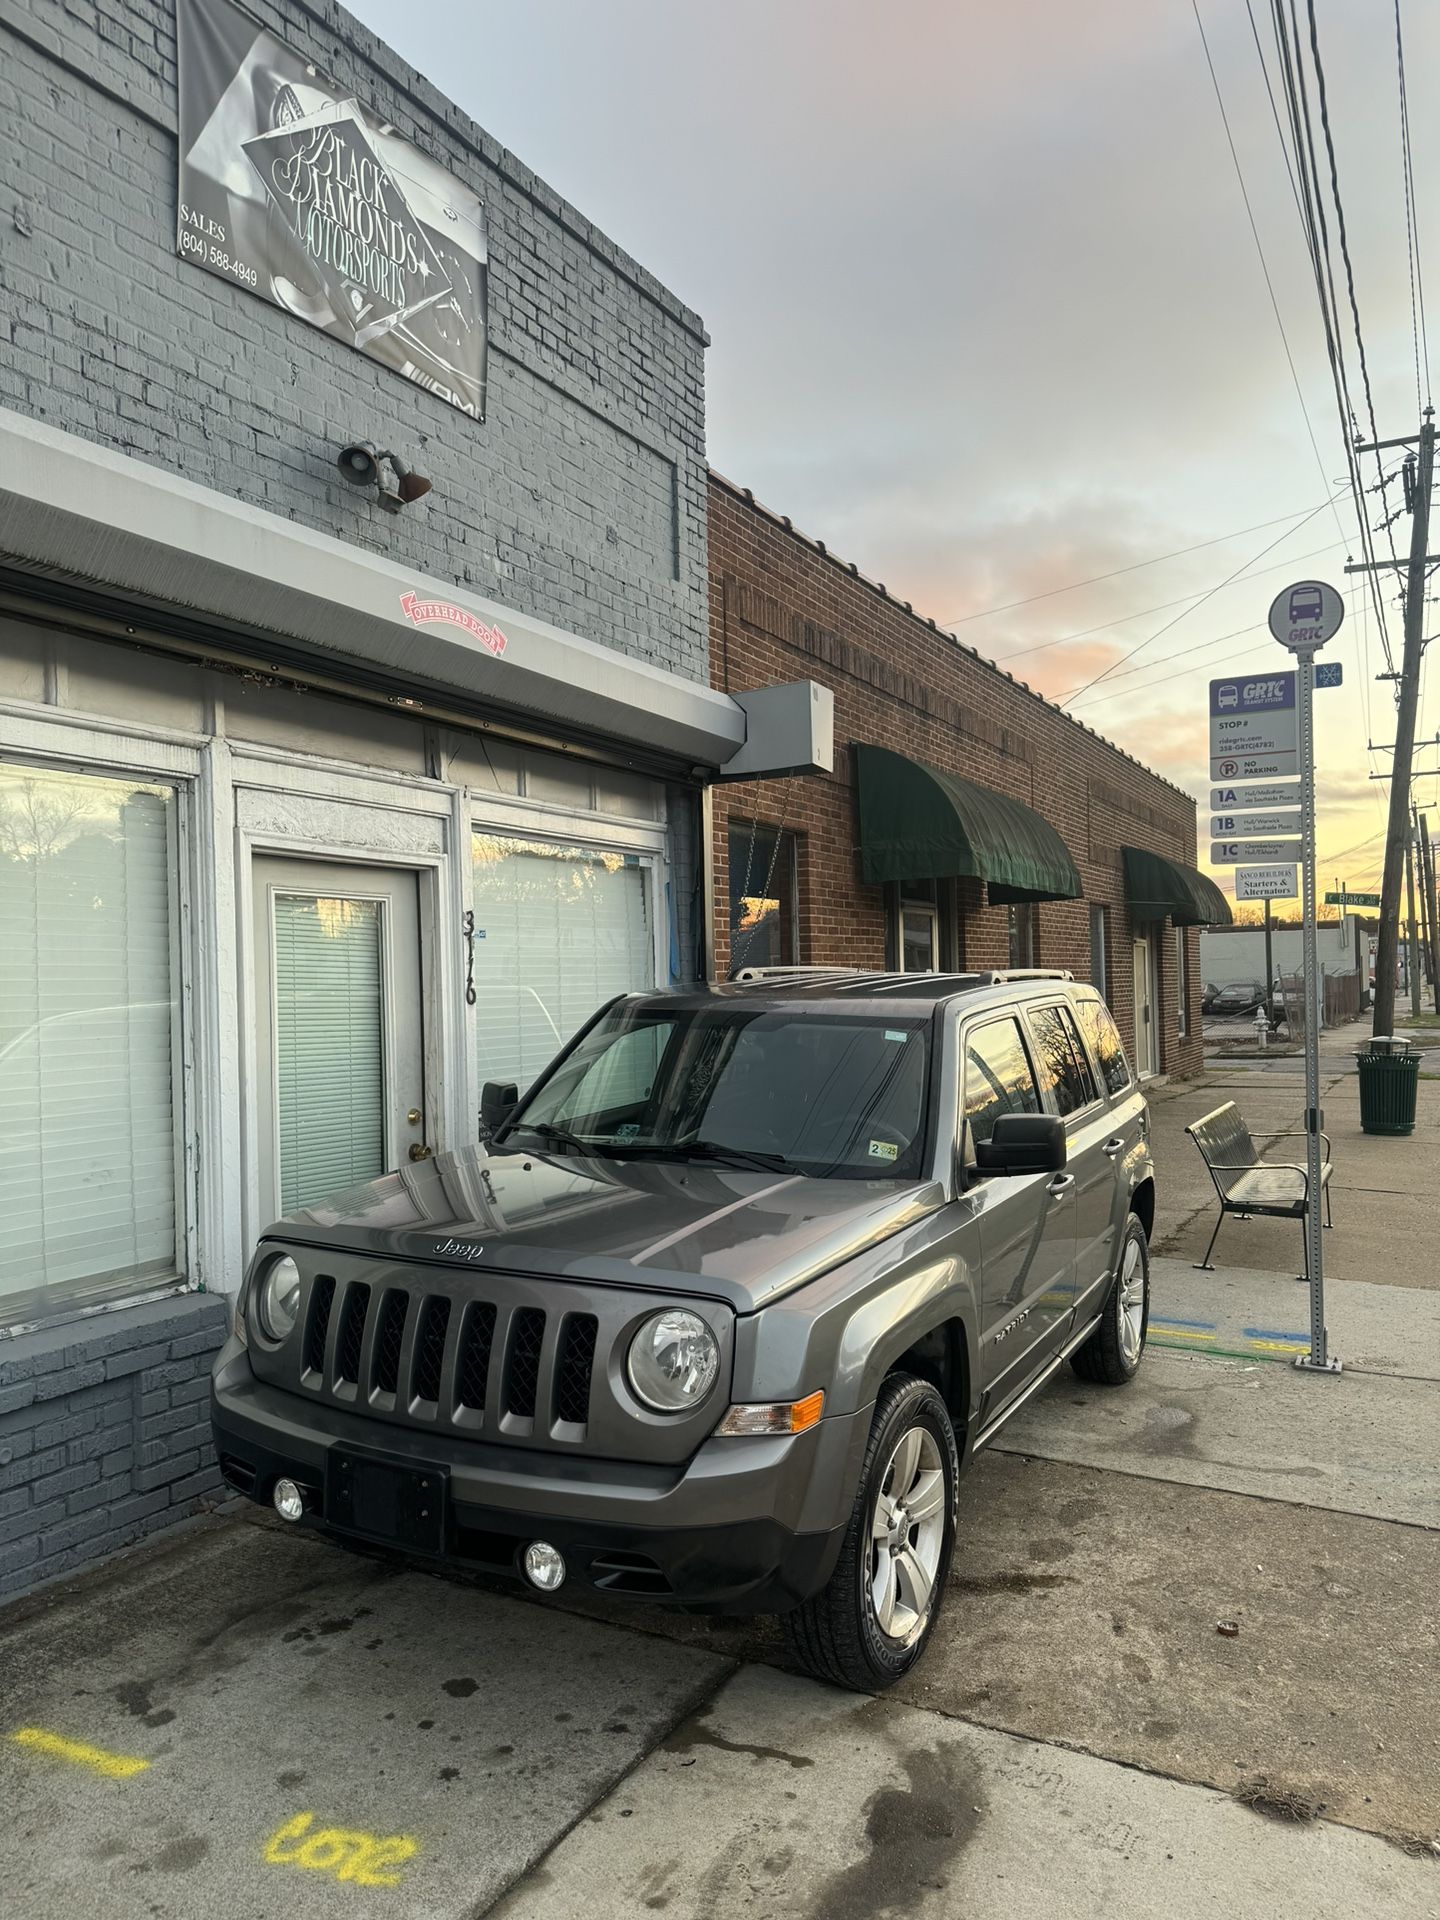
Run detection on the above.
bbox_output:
[1272,585,1342,1374]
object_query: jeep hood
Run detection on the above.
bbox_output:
[260,1142,944,1313]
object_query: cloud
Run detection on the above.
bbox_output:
[346,0,1437,846]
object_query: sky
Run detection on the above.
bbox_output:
[348,0,1440,908]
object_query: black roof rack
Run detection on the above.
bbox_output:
[725,966,1074,998]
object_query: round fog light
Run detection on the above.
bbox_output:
[523,1540,566,1592]
[273,1477,305,1523]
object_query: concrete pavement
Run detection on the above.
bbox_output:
[2,1057,1436,1918]
[490,1667,1433,1920]
[0,1523,727,1920]
[1146,1063,1438,1289]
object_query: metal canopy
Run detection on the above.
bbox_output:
[1123,846,1233,926]
[855,744,1083,902]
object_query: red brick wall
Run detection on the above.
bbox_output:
[709,474,1204,1079]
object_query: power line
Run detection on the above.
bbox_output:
[1274,0,1388,651]
[1303,0,1407,599]
[1056,490,1342,705]
[1264,0,1398,672]
[1190,1,1345,550]
[1394,0,1431,409]
[988,531,1352,667]
[936,503,1325,630]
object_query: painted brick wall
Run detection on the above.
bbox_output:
[709,476,1205,1078]
[0,1295,228,1602]
[2,0,708,680]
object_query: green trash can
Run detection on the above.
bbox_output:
[1357,1038,1420,1136]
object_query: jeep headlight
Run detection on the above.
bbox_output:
[626,1309,719,1413]
[255,1254,302,1343]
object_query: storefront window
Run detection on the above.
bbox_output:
[472,832,654,1094]
[0,762,181,1325]
[1089,904,1109,997]
[1008,902,1037,969]
[1176,926,1190,1039]
[728,823,797,973]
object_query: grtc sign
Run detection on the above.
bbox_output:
[1209,671,1299,778]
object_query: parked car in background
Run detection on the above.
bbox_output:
[1211,980,1268,1016]
[213,968,1155,1692]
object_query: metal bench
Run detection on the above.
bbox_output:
[1185,1101,1333,1280]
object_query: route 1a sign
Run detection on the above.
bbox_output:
[1210,780,1302,809]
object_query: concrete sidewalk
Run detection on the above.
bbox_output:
[1146,1255,1440,1378]
[491,1667,1434,1920]
[2,1511,1435,1919]
[1146,1067,1438,1289]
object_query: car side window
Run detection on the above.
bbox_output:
[1075,997,1132,1098]
[962,1017,1041,1150]
[1028,1004,1098,1117]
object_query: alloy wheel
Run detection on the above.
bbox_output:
[868,1425,946,1646]
[1118,1234,1146,1365]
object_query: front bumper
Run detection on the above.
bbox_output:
[211,1342,863,1613]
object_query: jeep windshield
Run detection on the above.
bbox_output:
[501,1002,932,1180]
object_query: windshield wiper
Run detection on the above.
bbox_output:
[613,1138,795,1174]
[509,1120,599,1155]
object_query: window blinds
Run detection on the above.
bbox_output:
[472,835,652,1094]
[0,766,179,1317]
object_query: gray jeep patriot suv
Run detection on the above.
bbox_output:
[212,968,1154,1690]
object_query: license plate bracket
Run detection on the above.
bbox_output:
[326,1452,447,1555]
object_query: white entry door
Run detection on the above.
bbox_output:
[252,857,427,1225]
[1132,934,1156,1078]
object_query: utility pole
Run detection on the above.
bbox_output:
[1263,896,1274,1012]
[1406,825,1422,1017]
[1421,812,1440,1013]
[1351,409,1435,1036]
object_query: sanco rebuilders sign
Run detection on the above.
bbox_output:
[176,0,489,419]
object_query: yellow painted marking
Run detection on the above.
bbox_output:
[1248,1338,1308,1353]
[1151,1327,1218,1342]
[8,1728,150,1779]
[264,1812,419,1889]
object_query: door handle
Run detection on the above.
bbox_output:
[408,1143,433,1162]
[1046,1173,1075,1196]
[1102,1137,1125,1158]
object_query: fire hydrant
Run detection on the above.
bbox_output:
[1254,1005,1270,1049]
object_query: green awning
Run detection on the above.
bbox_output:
[1123,846,1232,926]
[855,744,1083,902]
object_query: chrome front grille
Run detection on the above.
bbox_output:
[302,1274,598,1439]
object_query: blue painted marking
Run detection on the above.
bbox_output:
[1150,1316,1218,1331]
[1243,1326,1309,1342]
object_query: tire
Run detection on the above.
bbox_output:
[1070,1212,1149,1385]
[782,1374,958,1693]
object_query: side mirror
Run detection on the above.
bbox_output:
[974,1113,1067,1177]
[480,1080,519,1136]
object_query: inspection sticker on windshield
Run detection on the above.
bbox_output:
[884,1030,908,1043]
[868,1140,899,1161]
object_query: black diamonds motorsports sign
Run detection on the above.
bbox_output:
[176,0,488,418]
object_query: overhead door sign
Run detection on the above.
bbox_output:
[176,0,489,419]
[1208,671,1299,781]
